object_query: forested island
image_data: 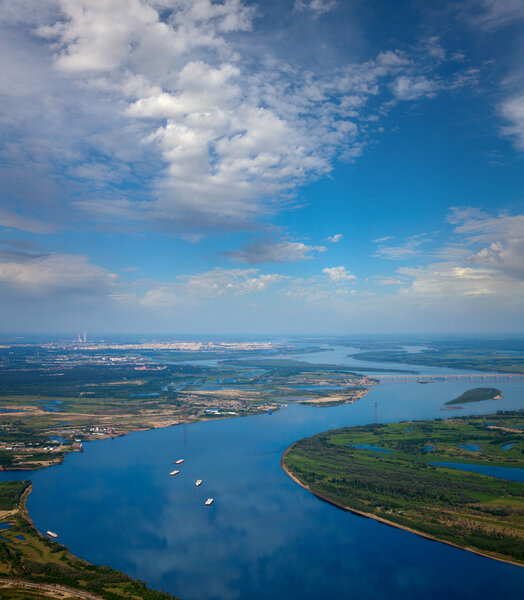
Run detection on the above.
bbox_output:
[282,414,524,565]
[445,387,502,405]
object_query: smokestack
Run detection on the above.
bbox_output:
[83,331,86,343]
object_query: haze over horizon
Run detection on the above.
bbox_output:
[1,0,523,334]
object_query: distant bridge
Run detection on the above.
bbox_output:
[374,373,524,382]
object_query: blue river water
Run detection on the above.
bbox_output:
[1,346,523,599]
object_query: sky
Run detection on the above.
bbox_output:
[0,0,523,335]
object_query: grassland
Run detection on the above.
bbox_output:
[446,387,502,405]
[283,414,524,565]
[0,481,177,599]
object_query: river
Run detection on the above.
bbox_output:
[1,345,523,599]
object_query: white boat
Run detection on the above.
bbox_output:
[205,498,214,506]
[195,479,202,487]
[174,459,184,465]
[169,470,180,477]
[46,531,58,539]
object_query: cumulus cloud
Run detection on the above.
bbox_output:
[136,267,286,307]
[398,263,506,297]
[182,268,285,297]
[322,266,356,282]
[446,207,524,280]
[0,0,478,234]
[221,238,326,264]
[139,287,179,309]
[391,75,438,101]
[466,240,524,280]
[378,209,524,311]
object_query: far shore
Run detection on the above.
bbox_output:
[0,402,282,472]
[280,445,524,569]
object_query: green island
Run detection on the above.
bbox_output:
[282,413,524,565]
[0,480,177,600]
[446,387,502,406]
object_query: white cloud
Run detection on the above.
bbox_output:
[398,263,506,297]
[294,0,338,15]
[423,36,446,60]
[0,252,117,295]
[182,268,285,297]
[500,93,524,151]
[140,287,179,308]
[136,267,286,307]
[447,207,524,280]
[222,239,326,263]
[391,75,438,101]
[326,233,342,243]
[373,236,426,260]
[467,0,524,30]
[466,240,524,280]
[0,0,477,234]
[380,209,524,307]
[322,266,356,282]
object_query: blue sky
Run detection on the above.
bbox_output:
[0,0,523,334]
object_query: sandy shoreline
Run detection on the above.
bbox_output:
[280,445,524,568]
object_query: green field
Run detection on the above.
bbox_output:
[446,387,502,405]
[283,414,524,565]
[0,481,177,599]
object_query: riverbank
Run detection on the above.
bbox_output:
[281,414,524,567]
[281,447,523,568]
[0,358,372,471]
[0,401,281,472]
[0,480,178,599]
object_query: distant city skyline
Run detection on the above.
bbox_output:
[0,0,523,333]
